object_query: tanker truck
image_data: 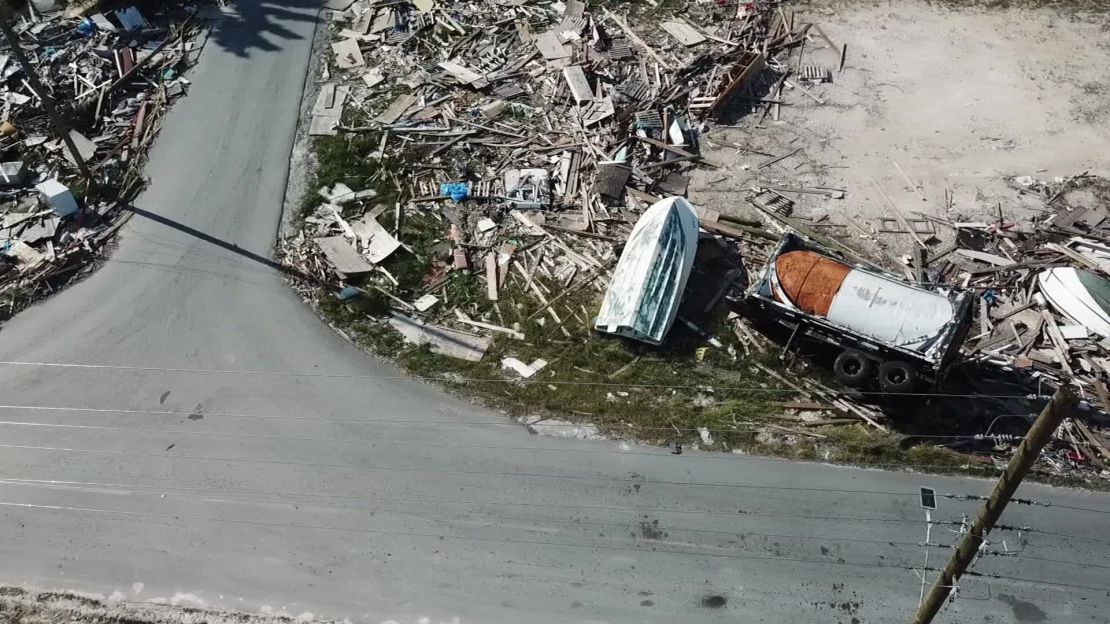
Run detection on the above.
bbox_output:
[747,232,974,392]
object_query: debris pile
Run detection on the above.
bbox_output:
[284,0,818,358]
[0,2,207,319]
[284,1,1108,478]
[913,174,1110,473]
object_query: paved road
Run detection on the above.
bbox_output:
[0,4,1108,623]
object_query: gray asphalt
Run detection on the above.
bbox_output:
[0,4,1107,624]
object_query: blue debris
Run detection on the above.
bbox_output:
[76,18,98,38]
[439,182,470,203]
[338,286,363,301]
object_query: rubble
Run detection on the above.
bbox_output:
[281,1,1109,481]
[0,2,208,322]
[284,0,798,339]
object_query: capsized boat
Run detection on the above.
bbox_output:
[594,197,699,345]
[1038,267,1110,337]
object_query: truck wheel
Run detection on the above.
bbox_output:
[878,360,918,394]
[833,350,873,387]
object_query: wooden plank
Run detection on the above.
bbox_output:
[535,30,570,60]
[834,399,888,432]
[485,252,499,301]
[514,17,532,44]
[892,159,927,202]
[454,313,525,340]
[699,218,777,241]
[1040,309,1075,376]
[776,401,833,410]
[633,134,722,168]
[562,65,593,104]
[315,236,373,274]
[783,78,825,104]
[375,93,418,124]
[872,177,927,250]
[661,19,706,46]
[438,60,484,85]
[955,249,1013,266]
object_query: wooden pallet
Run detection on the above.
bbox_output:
[751,189,794,216]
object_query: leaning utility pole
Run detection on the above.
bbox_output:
[910,385,1078,624]
[0,4,96,186]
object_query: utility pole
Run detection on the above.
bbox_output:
[910,385,1077,624]
[0,4,96,187]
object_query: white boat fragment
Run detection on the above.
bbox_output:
[1038,267,1110,337]
[594,197,699,345]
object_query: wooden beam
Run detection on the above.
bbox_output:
[872,177,927,250]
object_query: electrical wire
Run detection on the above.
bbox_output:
[2,499,1106,594]
[7,476,1109,561]
[0,360,1047,400]
[0,402,982,438]
[0,476,930,550]
[0,499,916,567]
[0,475,931,523]
[3,408,1106,512]
[9,475,1107,545]
[3,441,1107,517]
[0,417,983,461]
[946,493,1110,516]
[0,442,934,497]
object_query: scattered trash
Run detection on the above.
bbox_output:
[0,3,207,322]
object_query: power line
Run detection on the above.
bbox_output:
[10,475,1107,545]
[5,410,1104,484]
[2,499,1105,594]
[0,402,981,438]
[0,360,1046,400]
[0,442,929,497]
[4,441,1107,517]
[0,476,997,529]
[0,476,930,550]
[8,476,1108,566]
[945,493,1110,516]
[942,567,1110,594]
[0,499,914,568]
[0,417,980,461]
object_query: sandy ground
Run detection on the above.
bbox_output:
[692,0,1110,257]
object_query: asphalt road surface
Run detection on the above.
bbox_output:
[0,4,1108,623]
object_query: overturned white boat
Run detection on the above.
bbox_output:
[1038,267,1110,337]
[594,197,700,345]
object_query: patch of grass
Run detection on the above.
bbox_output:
[297,132,402,223]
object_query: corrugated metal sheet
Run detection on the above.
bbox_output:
[595,197,699,345]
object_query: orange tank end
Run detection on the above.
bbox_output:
[774,250,851,316]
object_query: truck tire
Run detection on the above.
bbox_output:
[878,360,918,394]
[833,350,873,387]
